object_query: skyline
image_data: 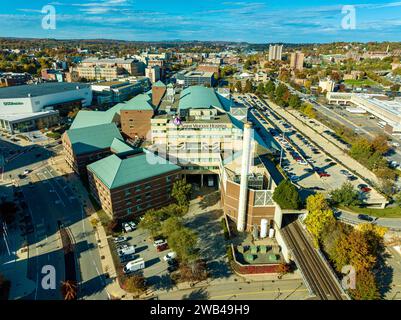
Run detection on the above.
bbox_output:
[1,1,401,44]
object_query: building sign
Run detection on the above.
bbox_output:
[3,102,24,106]
[179,123,228,129]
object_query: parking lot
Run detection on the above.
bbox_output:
[112,225,176,290]
[243,94,385,203]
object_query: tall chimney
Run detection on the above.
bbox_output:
[237,122,253,232]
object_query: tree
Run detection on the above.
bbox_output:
[394,191,401,207]
[243,79,254,93]
[123,274,146,296]
[61,280,77,300]
[331,229,376,272]
[162,216,183,237]
[288,95,302,109]
[265,80,276,97]
[168,227,198,263]
[179,260,208,282]
[172,178,192,208]
[272,180,302,210]
[356,223,387,256]
[348,269,380,300]
[138,209,163,237]
[277,263,291,279]
[300,103,316,118]
[329,182,360,206]
[371,135,389,155]
[235,81,242,93]
[256,82,265,95]
[304,193,336,246]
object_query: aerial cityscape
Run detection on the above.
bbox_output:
[2,0,401,308]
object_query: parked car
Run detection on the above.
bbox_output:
[290,175,300,182]
[157,243,169,252]
[167,264,179,273]
[114,236,128,244]
[358,214,374,222]
[318,172,331,178]
[163,252,177,262]
[23,169,31,175]
[122,223,133,233]
[120,253,135,263]
[153,239,167,247]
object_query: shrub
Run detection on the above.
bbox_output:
[273,180,302,210]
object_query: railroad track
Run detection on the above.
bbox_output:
[282,219,344,300]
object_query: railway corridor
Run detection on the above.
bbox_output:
[281,218,347,300]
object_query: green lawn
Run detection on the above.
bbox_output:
[344,79,377,87]
[341,205,401,218]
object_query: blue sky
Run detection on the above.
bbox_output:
[0,0,401,43]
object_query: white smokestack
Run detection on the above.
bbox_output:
[237,122,253,232]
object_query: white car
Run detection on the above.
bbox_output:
[122,223,133,233]
[163,252,177,261]
[23,169,31,175]
[153,239,167,247]
[297,160,308,165]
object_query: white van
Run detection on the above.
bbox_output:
[118,245,135,257]
[123,258,145,274]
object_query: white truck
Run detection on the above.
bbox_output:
[123,258,145,274]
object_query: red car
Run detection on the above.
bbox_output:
[156,243,169,252]
[361,187,372,193]
[318,172,331,178]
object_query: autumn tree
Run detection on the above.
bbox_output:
[304,194,336,247]
[123,274,146,296]
[348,269,380,300]
[172,178,192,208]
[61,280,77,300]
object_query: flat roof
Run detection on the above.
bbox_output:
[0,82,90,99]
[0,110,59,123]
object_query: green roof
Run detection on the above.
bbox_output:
[70,104,123,129]
[88,151,181,189]
[66,123,123,155]
[153,80,166,87]
[110,138,134,155]
[179,86,223,110]
[120,93,154,111]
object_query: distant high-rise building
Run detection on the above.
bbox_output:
[290,51,305,71]
[268,45,283,61]
[145,65,161,83]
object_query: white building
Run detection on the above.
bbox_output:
[318,79,336,93]
[326,92,401,135]
[0,82,92,133]
[145,65,161,83]
[268,45,283,61]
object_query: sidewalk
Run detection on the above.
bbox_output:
[0,211,36,299]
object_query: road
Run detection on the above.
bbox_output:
[157,278,309,300]
[1,137,109,300]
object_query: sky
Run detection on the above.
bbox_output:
[0,0,401,43]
